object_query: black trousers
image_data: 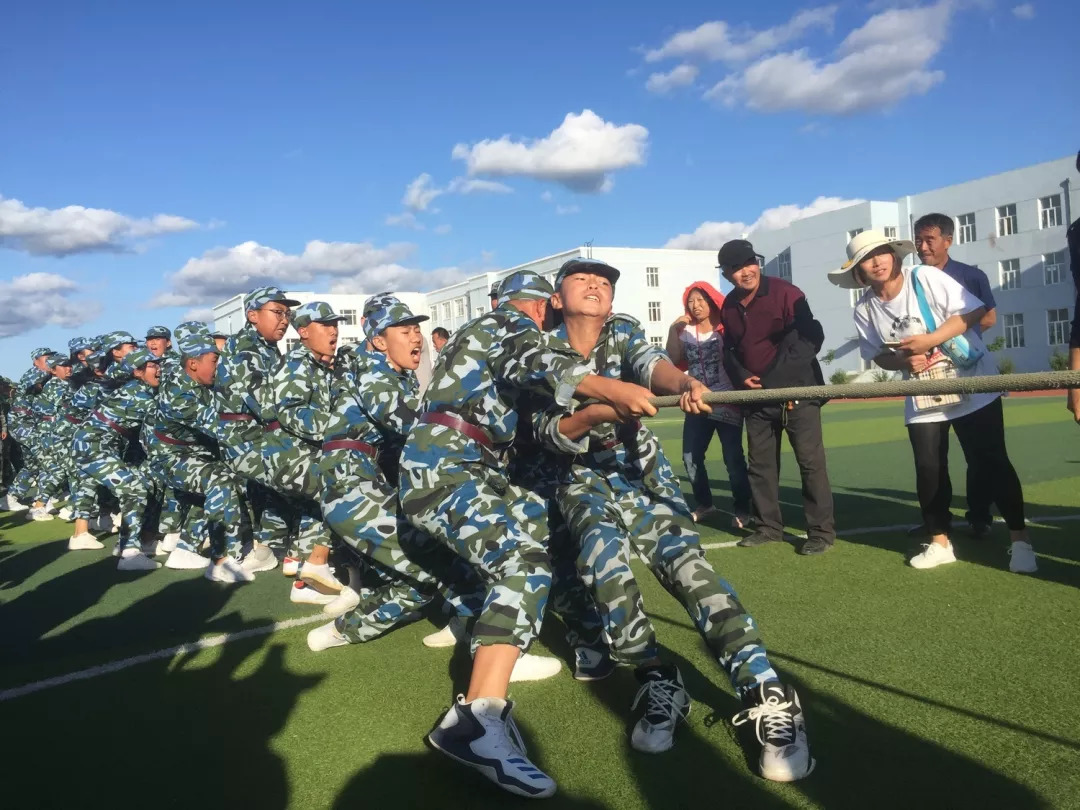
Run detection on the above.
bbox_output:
[906,397,1025,536]
[744,402,835,543]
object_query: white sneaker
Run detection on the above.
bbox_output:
[165,547,210,570]
[630,665,690,753]
[57,506,74,521]
[299,561,343,594]
[30,507,54,522]
[428,696,556,799]
[282,556,301,577]
[241,544,278,574]
[117,552,161,571]
[110,512,121,532]
[509,652,562,683]
[307,621,349,651]
[909,542,957,569]
[323,585,362,617]
[205,557,255,583]
[733,682,815,782]
[290,582,337,605]
[423,616,469,648]
[68,532,104,550]
[160,533,181,554]
[2,494,29,512]
[1008,540,1038,573]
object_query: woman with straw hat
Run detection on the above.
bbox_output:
[830,229,1037,574]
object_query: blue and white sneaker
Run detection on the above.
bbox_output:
[630,664,691,753]
[427,696,556,799]
[732,682,815,782]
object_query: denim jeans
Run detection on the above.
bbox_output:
[682,412,752,514]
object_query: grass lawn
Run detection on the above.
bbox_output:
[1,397,1078,809]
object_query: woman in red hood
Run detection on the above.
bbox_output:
[666,281,752,527]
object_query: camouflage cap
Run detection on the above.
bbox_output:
[146,325,172,340]
[496,270,555,306]
[123,347,159,371]
[489,280,502,298]
[243,286,301,312]
[177,333,218,359]
[68,336,93,354]
[30,347,55,360]
[46,353,72,368]
[362,291,398,319]
[553,258,620,288]
[362,296,429,339]
[174,321,211,343]
[290,301,345,329]
[102,331,138,351]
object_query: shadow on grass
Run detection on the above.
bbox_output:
[0,536,69,590]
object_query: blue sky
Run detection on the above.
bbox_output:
[2,0,1077,378]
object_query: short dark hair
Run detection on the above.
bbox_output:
[913,213,954,239]
[431,327,450,340]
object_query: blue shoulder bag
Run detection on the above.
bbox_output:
[911,266,984,370]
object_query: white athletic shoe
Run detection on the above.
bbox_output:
[205,557,255,583]
[1008,540,1038,573]
[68,532,105,551]
[159,533,181,554]
[307,621,349,651]
[117,552,161,571]
[428,696,556,799]
[241,544,279,574]
[909,542,957,569]
[290,582,337,605]
[30,507,54,522]
[110,512,121,532]
[733,682,815,782]
[423,616,469,649]
[322,585,362,617]
[630,665,691,753]
[57,506,74,521]
[282,556,301,577]
[509,652,562,683]
[1,494,29,512]
[165,548,210,570]
[299,561,343,594]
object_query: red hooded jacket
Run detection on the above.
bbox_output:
[673,281,726,372]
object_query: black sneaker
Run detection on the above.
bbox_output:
[733,682,815,782]
[573,645,616,681]
[630,664,690,753]
[738,531,782,548]
[798,537,832,556]
[968,521,992,540]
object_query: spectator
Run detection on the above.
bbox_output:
[717,239,835,555]
[666,282,751,527]
[1067,150,1080,424]
[431,327,450,353]
[834,229,1037,573]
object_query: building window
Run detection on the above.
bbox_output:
[777,249,792,282]
[285,338,300,352]
[341,336,361,346]
[1044,250,1066,285]
[1003,313,1025,349]
[475,306,485,317]
[429,306,438,322]
[846,228,864,243]
[441,302,451,321]
[455,298,465,318]
[957,213,976,244]
[999,258,1020,290]
[339,309,357,326]
[996,204,1017,237]
[849,288,862,308]
[1048,308,1070,346]
[647,302,661,322]
[882,226,897,239]
[649,336,664,346]
[646,266,659,287]
[1039,194,1062,229]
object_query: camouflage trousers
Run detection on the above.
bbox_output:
[79,454,160,552]
[560,475,779,697]
[402,462,554,654]
[150,451,244,559]
[222,438,294,552]
[36,426,74,504]
[324,454,485,644]
[264,441,329,555]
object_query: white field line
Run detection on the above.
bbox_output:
[5,512,1078,703]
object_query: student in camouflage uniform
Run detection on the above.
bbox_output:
[215,286,301,571]
[150,333,250,581]
[31,353,75,519]
[145,325,175,361]
[402,270,657,800]
[66,337,112,544]
[10,349,57,513]
[0,377,13,499]
[263,301,345,603]
[535,258,814,782]
[72,348,165,569]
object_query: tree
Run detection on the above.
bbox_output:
[829,370,851,385]
[822,349,837,366]
[1050,350,1069,371]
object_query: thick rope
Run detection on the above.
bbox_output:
[649,370,1080,408]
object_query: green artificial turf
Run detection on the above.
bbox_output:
[1,398,1078,809]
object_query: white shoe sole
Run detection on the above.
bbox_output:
[68,534,105,551]
[282,558,300,577]
[300,569,343,594]
[509,655,562,683]
[118,555,161,571]
[322,586,362,617]
[427,732,557,799]
[290,585,337,605]
[307,622,349,652]
[165,548,211,570]
[423,623,465,649]
[242,553,279,574]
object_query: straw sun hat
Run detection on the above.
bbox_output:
[828,229,916,289]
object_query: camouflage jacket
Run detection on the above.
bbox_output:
[76,378,157,457]
[8,369,46,438]
[402,305,589,476]
[215,324,282,444]
[35,378,67,422]
[263,345,334,454]
[70,377,106,418]
[151,369,221,459]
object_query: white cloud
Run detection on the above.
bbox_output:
[540,190,554,203]
[707,3,952,114]
[0,272,101,337]
[665,195,864,249]
[451,109,648,193]
[150,239,422,308]
[385,211,424,230]
[645,7,838,64]
[447,178,513,195]
[433,224,453,235]
[1012,3,1035,19]
[645,64,699,94]
[402,173,444,212]
[555,204,581,215]
[0,195,198,256]
[327,264,467,295]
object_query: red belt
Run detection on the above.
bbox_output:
[419,412,494,448]
[39,415,55,422]
[94,410,131,436]
[322,439,377,458]
[220,412,255,422]
[263,420,282,432]
[13,407,30,415]
[153,429,195,447]
[66,414,81,424]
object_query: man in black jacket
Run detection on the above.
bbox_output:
[717,239,836,555]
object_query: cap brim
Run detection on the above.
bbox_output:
[718,253,765,273]
[832,239,915,288]
[388,314,429,328]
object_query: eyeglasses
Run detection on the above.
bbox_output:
[262,307,291,321]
